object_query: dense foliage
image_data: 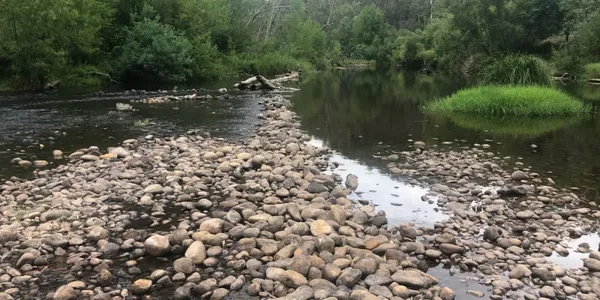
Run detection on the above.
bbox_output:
[0,0,599,90]
[425,86,590,116]
[483,55,552,86]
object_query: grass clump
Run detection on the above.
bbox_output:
[425,86,590,116]
[134,119,152,127]
[583,63,600,80]
[484,55,552,86]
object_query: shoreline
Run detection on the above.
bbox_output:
[0,94,599,300]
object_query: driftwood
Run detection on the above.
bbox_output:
[588,78,600,84]
[234,72,300,91]
[552,73,571,83]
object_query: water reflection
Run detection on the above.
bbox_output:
[549,233,600,270]
[308,138,447,227]
[293,70,600,201]
[439,113,586,138]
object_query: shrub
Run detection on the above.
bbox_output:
[583,63,600,80]
[424,85,590,116]
[117,18,193,83]
[483,55,552,86]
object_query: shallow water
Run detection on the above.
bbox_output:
[292,70,600,201]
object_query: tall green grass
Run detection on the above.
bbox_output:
[583,63,600,80]
[424,86,590,116]
[484,55,552,86]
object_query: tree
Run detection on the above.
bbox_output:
[0,0,112,89]
[117,18,193,83]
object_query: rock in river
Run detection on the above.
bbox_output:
[144,235,170,256]
[392,269,439,289]
[345,174,359,191]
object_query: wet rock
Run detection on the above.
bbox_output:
[307,182,328,193]
[131,279,152,295]
[33,160,49,168]
[483,227,501,242]
[144,235,170,256]
[539,286,556,298]
[516,210,535,219]
[211,288,229,300]
[41,209,72,222]
[398,225,417,240]
[440,287,456,300]
[439,243,465,255]
[391,269,439,289]
[174,258,195,274]
[532,268,556,282]
[80,154,99,161]
[345,174,359,191]
[282,286,314,300]
[583,258,600,272]
[169,229,190,246]
[199,219,224,234]
[87,226,109,241]
[511,171,528,180]
[509,265,531,279]
[266,267,308,288]
[53,285,77,300]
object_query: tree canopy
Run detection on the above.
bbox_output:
[0,0,598,90]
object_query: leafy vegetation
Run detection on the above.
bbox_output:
[583,63,600,80]
[0,0,599,90]
[484,55,552,86]
[425,86,590,116]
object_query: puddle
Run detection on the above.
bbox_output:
[308,138,447,227]
[548,233,600,269]
[427,266,491,299]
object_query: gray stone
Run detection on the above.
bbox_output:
[336,268,362,287]
[391,269,439,289]
[144,184,164,194]
[174,257,195,274]
[144,235,170,256]
[307,182,328,193]
[345,174,359,191]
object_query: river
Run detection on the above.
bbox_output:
[1,70,599,299]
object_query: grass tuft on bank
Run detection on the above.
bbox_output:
[424,85,590,116]
[484,55,552,86]
[583,63,600,80]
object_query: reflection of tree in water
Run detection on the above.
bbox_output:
[560,82,600,102]
[293,70,468,148]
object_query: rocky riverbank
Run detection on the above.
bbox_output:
[0,94,599,300]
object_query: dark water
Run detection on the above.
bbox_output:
[292,70,600,201]
[0,79,261,180]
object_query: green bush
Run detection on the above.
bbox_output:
[583,63,600,80]
[117,18,193,83]
[424,85,590,116]
[483,55,552,86]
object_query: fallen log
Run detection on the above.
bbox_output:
[270,72,300,84]
[234,72,299,91]
[588,78,600,84]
